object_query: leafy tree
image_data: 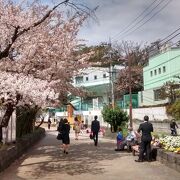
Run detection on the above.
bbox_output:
[102,106,129,132]
[78,43,124,67]
[159,81,180,104]
[166,101,180,121]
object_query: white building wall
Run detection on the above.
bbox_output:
[74,67,110,87]
[138,89,168,107]
[126,106,169,121]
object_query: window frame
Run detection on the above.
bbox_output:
[158,67,161,74]
[163,66,166,73]
[154,69,157,75]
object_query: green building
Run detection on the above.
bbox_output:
[139,47,180,106]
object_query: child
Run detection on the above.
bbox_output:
[115,128,124,151]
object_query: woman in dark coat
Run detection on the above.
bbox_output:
[57,118,64,148]
[57,118,64,133]
[62,118,70,154]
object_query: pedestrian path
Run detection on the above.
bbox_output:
[0,128,180,180]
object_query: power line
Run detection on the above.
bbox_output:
[119,0,173,40]
[160,32,180,46]
[159,26,180,43]
[147,37,180,56]
[148,26,180,53]
[114,0,167,40]
[112,0,159,40]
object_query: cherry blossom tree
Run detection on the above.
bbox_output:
[0,0,94,132]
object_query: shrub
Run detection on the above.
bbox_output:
[102,105,129,132]
[166,101,180,121]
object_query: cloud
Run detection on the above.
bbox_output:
[77,0,180,46]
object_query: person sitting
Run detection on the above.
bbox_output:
[125,127,137,152]
[115,128,124,151]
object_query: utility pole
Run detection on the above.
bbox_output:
[108,39,115,109]
[128,54,133,128]
[111,63,115,109]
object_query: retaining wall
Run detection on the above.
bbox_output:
[0,127,45,172]
[157,149,180,172]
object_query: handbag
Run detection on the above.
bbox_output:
[89,133,94,140]
[57,133,62,140]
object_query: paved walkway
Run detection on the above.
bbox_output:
[0,128,180,180]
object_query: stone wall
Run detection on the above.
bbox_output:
[133,119,180,134]
[0,127,45,172]
[157,149,180,172]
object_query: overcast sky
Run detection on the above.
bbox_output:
[72,0,180,46]
[28,0,180,46]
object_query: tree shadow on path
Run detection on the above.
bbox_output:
[14,131,130,178]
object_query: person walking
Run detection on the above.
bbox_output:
[48,117,51,130]
[170,119,178,135]
[91,115,100,146]
[57,118,64,132]
[57,118,64,148]
[61,118,70,154]
[135,115,153,162]
[73,117,80,140]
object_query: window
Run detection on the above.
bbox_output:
[154,89,165,101]
[154,69,157,75]
[158,68,161,74]
[103,74,106,78]
[163,66,166,73]
[150,71,153,77]
[94,75,97,80]
[75,76,83,84]
[86,77,88,81]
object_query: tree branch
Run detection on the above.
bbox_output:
[18,0,69,36]
[0,26,20,59]
[0,0,69,60]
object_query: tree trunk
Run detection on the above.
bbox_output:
[110,124,113,132]
[0,103,14,128]
[36,117,44,129]
[0,103,14,143]
[0,127,2,143]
